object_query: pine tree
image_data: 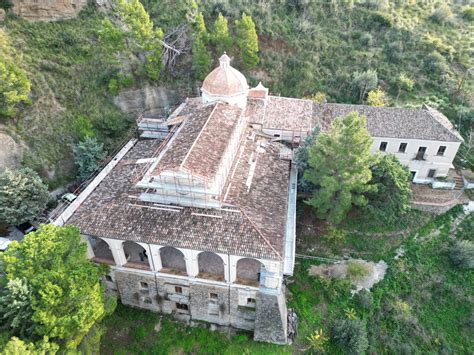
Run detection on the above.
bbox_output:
[0,168,49,226]
[212,13,232,55]
[192,36,211,81]
[235,13,259,70]
[73,137,107,181]
[304,112,375,224]
[194,12,208,43]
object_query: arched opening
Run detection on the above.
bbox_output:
[89,236,115,265]
[160,246,186,276]
[236,258,262,287]
[197,252,225,281]
[123,241,150,270]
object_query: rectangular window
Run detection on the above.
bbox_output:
[437,146,446,156]
[247,298,256,305]
[105,275,113,282]
[398,143,407,153]
[175,286,183,294]
[176,303,189,310]
[140,282,148,289]
[144,297,152,304]
[209,293,218,300]
[379,142,388,152]
[428,169,436,178]
[416,146,427,160]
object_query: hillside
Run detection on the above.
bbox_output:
[1,1,472,183]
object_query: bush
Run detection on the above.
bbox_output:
[424,51,448,77]
[431,4,453,24]
[359,33,373,47]
[355,289,373,311]
[450,240,474,270]
[461,7,474,21]
[347,261,370,281]
[332,318,369,354]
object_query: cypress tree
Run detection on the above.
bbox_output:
[235,13,259,70]
[212,13,232,54]
[192,36,211,81]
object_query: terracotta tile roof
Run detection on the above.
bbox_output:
[224,131,290,258]
[150,102,242,180]
[68,139,282,260]
[314,103,463,142]
[181,103,242,179]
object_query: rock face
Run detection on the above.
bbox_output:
[113,85,181,118]
[10,0,88,21]
[0,129,23,172]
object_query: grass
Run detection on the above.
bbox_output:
[101,304,289,354]
[101,206,472,353]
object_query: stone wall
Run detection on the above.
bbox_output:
[10,0,88,21]
[108,267,289,344]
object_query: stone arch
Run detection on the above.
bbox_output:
[197,251,225,281]
[236,258,262,286]
[123,241,150,270]
[89,236,115,265]
[160,246,186,275]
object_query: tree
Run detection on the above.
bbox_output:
[1,224,111,348]
[235,13,259,70]
[304,92,327,104]
[212,13,232,55]
[108,0,164,81]
[294,126,320,193]
[366,87,388,107]
[0,278,35,337]
[304,112,375,224]
[364,154,411,225]
[192,36,211,81]
[351,69,378,102]
[0,0,13,12]
[1,336,59,355]
[194,12,208,43]
[0,168,49,226]
[73,137,107,181]
[0,30,32,119]
[332,318,369,354]
[396,73,414,102]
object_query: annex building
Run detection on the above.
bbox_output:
[55,54,463,344]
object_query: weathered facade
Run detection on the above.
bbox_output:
[56,54,463,344]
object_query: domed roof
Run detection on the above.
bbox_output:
[201,53,248,97]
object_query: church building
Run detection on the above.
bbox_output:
[55,54,463,344]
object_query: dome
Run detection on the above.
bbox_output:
[201,53,248,108]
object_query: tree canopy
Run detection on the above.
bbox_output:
[235,13,259,70]
[101,0,164,81]
[0,224,110,349]
[73,137,107,181]
[304,112,375,224]
[351,69,378,102]
[0,30,31,119]
[0,168,49,226]
[366,87,388,107]
[212,13,232,55]
[192,36,211,81]
[364,154,412,225]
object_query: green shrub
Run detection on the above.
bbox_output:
[359,33,373,47]
[424,51,448,76]
[332,318,369,354]
[431,4,453,24]
[73,137,107,180]
[323,226,347,245]
[347,261,370,281]
[355,289,373,311]
[461,7,474,21]
[450,240,474,270]
[367,11,393,28]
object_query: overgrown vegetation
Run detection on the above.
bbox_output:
[2,10,131,188]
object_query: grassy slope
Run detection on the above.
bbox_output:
[2,9,130,188]
[101,207,473,353]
